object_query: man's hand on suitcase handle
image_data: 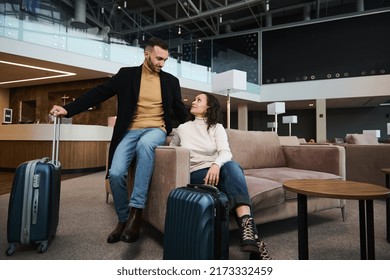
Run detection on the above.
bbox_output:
[49,105,67,117]
[204,164,220,186]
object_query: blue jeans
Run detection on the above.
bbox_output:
[190,161,252,211]
[109,128,166,222]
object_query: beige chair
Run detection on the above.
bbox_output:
[104,144,191,231]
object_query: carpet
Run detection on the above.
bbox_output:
[0,171,389,260]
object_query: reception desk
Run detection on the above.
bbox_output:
[0,124,113,173]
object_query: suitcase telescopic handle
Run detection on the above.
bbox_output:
[51,116,61,167]
[187,183,219,192]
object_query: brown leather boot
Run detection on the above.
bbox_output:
[107,221,126,243]
[120,207,142,243]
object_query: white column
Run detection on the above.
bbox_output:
[237,103,248,131]
[316,99,327,143]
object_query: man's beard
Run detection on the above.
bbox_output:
[147,57,161,73]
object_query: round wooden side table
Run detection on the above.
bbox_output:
[283,179,390,260]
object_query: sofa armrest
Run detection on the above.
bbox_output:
[143,146,190,233]
[282,145,346,179]
[344,144,390,186]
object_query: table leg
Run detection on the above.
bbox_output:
[386,174,390,243]
[365,200,375,260]
[358,200,367,259]
[359,200,376,260]
[297,193,308,260]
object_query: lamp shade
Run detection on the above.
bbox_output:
[212,69,247,92]
[267,102,285,115]
[267,122,276,128]
[282,115,298,124]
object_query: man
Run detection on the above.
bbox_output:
[50,37,189,244]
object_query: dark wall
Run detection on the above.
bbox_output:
[262,11,390,84]
[236,106,390,143]
[327,106,390,142]
[247,109,316,141]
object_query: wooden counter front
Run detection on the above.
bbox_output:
[0,140,109,171]
[0,124,113,172]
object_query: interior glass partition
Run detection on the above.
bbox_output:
[181,31,260,90]
[0,0,261,98]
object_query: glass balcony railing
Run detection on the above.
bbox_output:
[0,1,261,100]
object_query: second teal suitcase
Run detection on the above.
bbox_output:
[163,184,230,260]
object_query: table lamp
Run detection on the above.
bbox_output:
[267,122,276,132]
[282,115,298,136]
[267,102,285,133]
[212,69,247,129]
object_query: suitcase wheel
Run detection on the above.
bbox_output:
[37,241,48,254]
[5,243,16,256]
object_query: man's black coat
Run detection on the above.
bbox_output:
[63,65,189,176]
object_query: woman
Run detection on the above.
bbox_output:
[170,92,271,260]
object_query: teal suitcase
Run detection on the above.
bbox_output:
[163,184,230,260]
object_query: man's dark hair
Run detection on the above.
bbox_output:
[144,37,169,51]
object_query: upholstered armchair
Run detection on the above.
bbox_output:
[105,144,190,233]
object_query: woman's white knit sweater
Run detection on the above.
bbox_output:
[170,117,232,173]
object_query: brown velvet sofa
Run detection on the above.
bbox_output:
[135,129,346,233]
[344,144,390,187]
[333,133,390,187]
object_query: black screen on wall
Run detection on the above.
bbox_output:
[261,11,390,84]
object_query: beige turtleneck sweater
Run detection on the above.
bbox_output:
[130,62,165,131]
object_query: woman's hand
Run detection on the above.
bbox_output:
[204,164,220,186]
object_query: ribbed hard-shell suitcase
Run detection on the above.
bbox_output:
[163,184,230,260]
[6,117,61,256]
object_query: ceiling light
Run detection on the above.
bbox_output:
[0,60,76,85]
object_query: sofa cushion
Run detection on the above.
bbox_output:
[244,176,284,210]
[226,129,286,169]
[346,133,379,145]
[244,167,341,200]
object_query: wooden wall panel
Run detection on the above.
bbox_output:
[9,78,117,125]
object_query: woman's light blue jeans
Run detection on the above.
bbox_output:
[190,160,252,212]
[109,128,166,222]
